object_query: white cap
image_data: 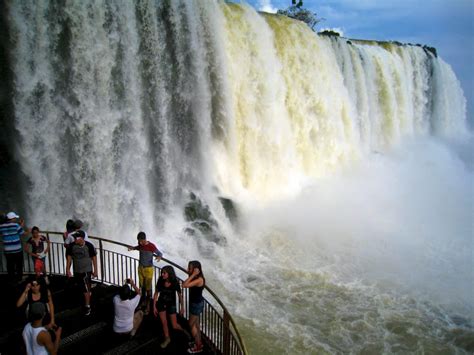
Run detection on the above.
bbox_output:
[6,212,19,220]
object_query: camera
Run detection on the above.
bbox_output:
[125,278,131,284]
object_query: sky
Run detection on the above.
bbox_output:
[244,0,474,128]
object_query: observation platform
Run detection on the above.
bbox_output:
[1,275,193,354]
[0,232,247,355]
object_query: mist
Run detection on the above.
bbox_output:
[237,136,473,313]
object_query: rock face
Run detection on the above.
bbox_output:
[184,192,226,245]
[218,197,239,224]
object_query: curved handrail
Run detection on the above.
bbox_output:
[39,231,248,355]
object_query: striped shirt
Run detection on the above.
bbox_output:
[132,242,162,267]
[0,222,24,253]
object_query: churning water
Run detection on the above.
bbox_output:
[2,1,473,353]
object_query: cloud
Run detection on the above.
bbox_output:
[257,0,278,13]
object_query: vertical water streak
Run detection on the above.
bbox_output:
[264,15,359,182]
[431,57,467,137]
[7,0,229,234]
[4,1,468,233]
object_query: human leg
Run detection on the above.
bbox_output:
[130,310,144,336]
[142,267,154,314]
[159,310,170,348]
[9,251,23,281]
[169,313,184,331]
[76,272,92,315]
[34,258,43,277]
[5,253,15,281]
[188,302,204,352]
[189,314,202,345]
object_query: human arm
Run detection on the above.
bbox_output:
[37,327,62,355]
[16,283,31,307]
[152,244,162,262]
[44,236,50,254]
[91,255,98,278]
[127,245,138,251]
[19,218,30,236]
[66,255,72,277]
[182,269,204,288]
[85,242,98,277]
[47,290,55,327]
[129,279,141,296]
[153,289,160,316]
[153,250,162,262]
[177,287,184,316]
[24,240,36,257]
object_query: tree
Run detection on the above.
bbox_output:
[277,1,324,31]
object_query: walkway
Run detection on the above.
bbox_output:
[0,275,210,354]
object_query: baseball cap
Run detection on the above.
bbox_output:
[6,212,19,220]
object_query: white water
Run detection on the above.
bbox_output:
[5,1,473,353]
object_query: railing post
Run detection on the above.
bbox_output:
[223,310,230,355]
[99,239,104,283]
[46,232,52,275]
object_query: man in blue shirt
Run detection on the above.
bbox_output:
[0,211,28,283]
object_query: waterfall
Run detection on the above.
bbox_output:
[2,1,472,353]
[1,0,467,233]
[4,0,228,233]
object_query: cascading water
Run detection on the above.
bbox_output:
[2,1,472,354]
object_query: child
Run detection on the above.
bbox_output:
[128,232,162,314]
[25,226,50,283]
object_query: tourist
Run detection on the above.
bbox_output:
[0,211,29,283]
[113,278,144,337]
[182,261,205,354]
[17,276,56,329]
[24,226,50,283]
[65,231,97,315]
[127,232,162,314]
[62,219,75,243]
[22,302,61,355]
[153,265,186,348]
[63,219,90,247]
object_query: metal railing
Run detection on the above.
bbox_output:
[0,231,248,355]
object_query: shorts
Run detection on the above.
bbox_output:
[189,301,204,316]
[34,258,45,273]
[156,300,177,314]
[138,266,154,290]
[74,272,92,293]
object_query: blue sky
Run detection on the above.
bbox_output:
[243,0,474,128]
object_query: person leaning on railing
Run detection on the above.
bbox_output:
[182,260,205,354]
[127,231,162,315]
[24,226,51,284]
[0,211,29,284]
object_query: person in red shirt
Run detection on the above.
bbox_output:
[128,232,162,314]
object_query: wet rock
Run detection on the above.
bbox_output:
[218,196,238,224]
[183,192,226,245]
